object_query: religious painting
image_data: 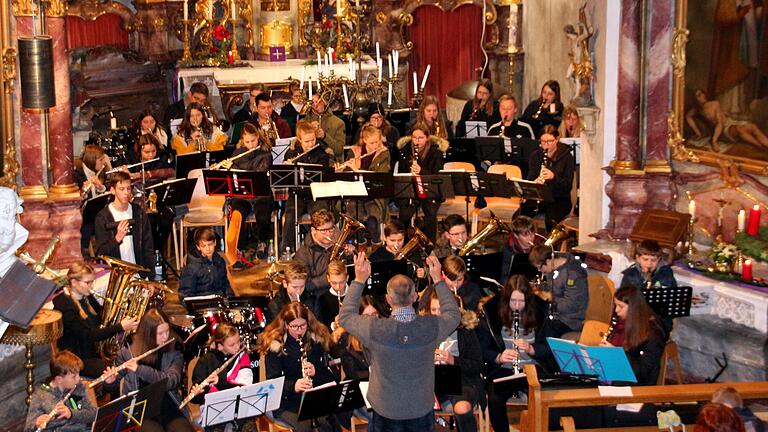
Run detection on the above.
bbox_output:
[674,0,768,174]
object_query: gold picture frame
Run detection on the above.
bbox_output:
[670,0,768,177]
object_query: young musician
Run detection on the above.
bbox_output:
[527,244,588,358]
[268,261,310,320]
[232,83,266,124]
[54,261,139,379]
[220,122,274,260]
[171,102,227,155]
[135,110,169,148]
[438,256,483,312]
[128,134,174,184]
[487,94,535,139]
[179,227,233,300]
[621,239,677,289]
[315,260,349,328]
[247,92,292,141]
[559,105,587,140]
[369,219,406,262]
[75,144,110,200]
[279,82,304,136]
[478,275,541,432]
[190,323,260,432]
[163,82,208,134]
[280,120,333,252]
[500,215,542,284]
[355,103,400,170]
[259,302,338,432]
[396,122,447,242]
[104,309,194,431]
[432,214,468,258]
[600,285,665,386]
[413,95,452,141]
[522,125,575,231]
[304,93,347,162]
[94,171,155,278]
[456,79,500,138]
[423,289,481,432]
[337,125,390,242]
[25,351,96,432]
[520,80,564,137]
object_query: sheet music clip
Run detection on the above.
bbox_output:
[92,378,167,432]
[202,376,285,426]
[202,169,271,199]
[297,380,366,421]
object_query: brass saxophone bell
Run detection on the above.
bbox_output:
[147,190,158,214]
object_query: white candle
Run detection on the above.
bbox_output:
[421,64,431,89]
[300,66,306,90]
[377,58,382,82]
[355,0,359,9]
[316,51,322,75]
[308,78,313,100]
[231,0,236,18]
[376,42,380,62]
[393,50,399,75]
[413,72,418,93]
[738,209,746,231]
[317,77,321,91]
[689,200,696,219]
[388,54,393,78]
[328,49,334,72]
[388,82,393,106]
[348,58,354,78]
[336,0,342,15]
[183,0,188,21]
[342,83,350,108]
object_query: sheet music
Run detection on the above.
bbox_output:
[310,181,368,199]
[272,138,293,164]
[465,121,487,138]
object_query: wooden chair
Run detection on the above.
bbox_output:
[657,341,683,385]
[185,357,201,425]
[258,353,293,431]
[470,164,523,235]
[584,274,616,324]
[576,320,610,346]
[438,161,477,219]
[180,169,228,267]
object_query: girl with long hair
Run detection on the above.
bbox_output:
[53,261,138,379]
[456,79,500,137]
[104,308,194,432]
[601,285,666,385]
[258,302,338,432]
[415,95,452,141]
[75,144,112,258]
[559,105,584,139]
[135,109,169,148]
[521,80,564,137]
[171,102,227,154]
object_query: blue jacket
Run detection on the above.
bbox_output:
[620,263,678,289]
[179,248,232,299]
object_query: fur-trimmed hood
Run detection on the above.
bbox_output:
[396,135,449,153]
[268,331,324,354]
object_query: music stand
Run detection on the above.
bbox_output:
[270,164,328,248]
[91,378,166,432]
[464,121,487,138]
[272,138,292,164]
[347,259,409,296]
[297,380,366,421]
[435,364,462,395]
[508,137,539,178]
[176,149,235,179]
[392,174,455,203]
[201,376,284,426]
[510,179,554,205]
[183,294,226,313]
[446,138,479,168]
[546,337,637,384]
[447,172,512,220]
[463,252,503,292]
[474,137,505,163]
[146,177,197,277]
[641,286,692,318]
[0,260,58,327]
[82,192,112,226]
[328,171,394,223]
[202,170,271,200]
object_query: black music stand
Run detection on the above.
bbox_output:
[510,179,554,205]
[176,149,235,179]
[270,164,328,248]
[508,137,539,178]
[82,192,112,226]
[641,286,692,318]
[202,170,271,199]
[448,172,512,220]
[435,364,462,395]
[183,294,226,313]
[392,174,455,203]
[92,379,166,432]
[0,260,58,327]
[347,259,409,296]
[297,380,366,421]
[463,252,503,292]
[146,178,197,278]
[475,137,505,163]
[446,138,479,168]
[327,171,394,226]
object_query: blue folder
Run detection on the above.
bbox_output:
[546,337,637,383]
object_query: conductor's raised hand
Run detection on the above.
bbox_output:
[353,252,370,283]
[425,255,442,282]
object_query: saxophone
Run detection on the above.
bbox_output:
[531,100,546,120]
[499,124,506,138]
[298,336,312,387]
[511,310,521,374]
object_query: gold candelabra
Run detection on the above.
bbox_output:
[229,18,241,61]
[686,217,697,258]
[182,19,192,61]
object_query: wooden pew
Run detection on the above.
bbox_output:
[521,364,768,432]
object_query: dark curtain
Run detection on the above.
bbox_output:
[67,14,129,50]
[407,4,485,106]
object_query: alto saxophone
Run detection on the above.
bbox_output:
[512,310,521,374]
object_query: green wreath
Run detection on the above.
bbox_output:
[735,226,768,262]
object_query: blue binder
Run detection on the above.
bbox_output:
[546,337,637,383]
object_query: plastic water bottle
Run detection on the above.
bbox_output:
[281,247,292,262]
[153,250,164,281]
[267,240,276,263]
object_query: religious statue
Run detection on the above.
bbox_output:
[0,187,29,339]
[564,4,594,107]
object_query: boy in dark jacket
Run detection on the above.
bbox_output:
[620,239,677,289]
[179,227,233,300]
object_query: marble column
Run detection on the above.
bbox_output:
[644,0,672,164]
[605,171,648,238]
[614,0,641,170]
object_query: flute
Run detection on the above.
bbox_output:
[209,148,257,170]
[286,144,320,164]
[88,339,174,388]
[179,347,245,409]
[35,387,76,432]
[81,166,105,196]
[105,158,160,174]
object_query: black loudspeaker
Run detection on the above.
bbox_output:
[18,35,56,109]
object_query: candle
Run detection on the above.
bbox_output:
[377,58,382,82]
[348,58,354,78]
[742,259,753,282]
[738,209,746,232]
[336,0,342,15]
[325,52,331,75]
[308,78,313,100]
[413,72,418,93]
[110,116,117,130]
[387,82,393,106]
[421,64,431,90]
[342,83,350,108]
[183,0,188,21]
[747,204,761,236]
[393,50,399,75]
[688,200,696,219]
[316,77,321,91]
[355,0,359,8]
[231,0,236,18]
[376,42,381,62]
[388,54,393,78]
[227,50,234,65]
[316,51,322,75]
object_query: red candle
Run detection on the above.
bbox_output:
[742,259,753,282]
[227,50,234,65]
[747,204,761,236]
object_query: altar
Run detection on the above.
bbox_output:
[175,59,378,121]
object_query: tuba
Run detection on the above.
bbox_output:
[97,256,153,361]
[329,215,366,261]
[394,227,434,261]
[459,211,511,256]
[543,223,569,249]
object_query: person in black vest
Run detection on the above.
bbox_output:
[487,94,535,139]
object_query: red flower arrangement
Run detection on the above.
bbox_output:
[212,25,230,42]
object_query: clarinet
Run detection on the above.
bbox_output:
[179,347,246,409]
[511,311,521,374]
[412,142,427,199]
[298,336,313,388]
[35,387,76,432]
[601,314,618,344]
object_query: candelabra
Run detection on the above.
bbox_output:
[182,19,192,61]
[687,217,697,258]
[229,17,241,61]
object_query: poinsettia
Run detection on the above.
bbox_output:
[212,25,230,42]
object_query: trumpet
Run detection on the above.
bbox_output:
[209,148,257,170]
[259,118,280,142]
[88,339,174,388]
[179,347,245,409]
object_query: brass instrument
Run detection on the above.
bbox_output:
[179,347,245,409]
[329,214,366,261]
[459,211,511,256]
[511,310,521,374]
[209,148,257,170]
[434,119,441,138]
[298,336,312,387]
[147,190,158,214]
[499,124,506,138]
[394,227,434,261]
[260,118,280,142]
[35,387,76,432]
[191,126,206,152]
[531,101,546,120]
[543,224,569,248]
[97,256,153,361]
[601,314,618,344]
[89,339,174,388]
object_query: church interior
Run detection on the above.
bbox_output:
[1,0,768,430]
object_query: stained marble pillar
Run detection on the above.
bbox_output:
[605,171,648,238]
[614,0,641,170]
[46,12,76,192]
[644,0,672,163]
